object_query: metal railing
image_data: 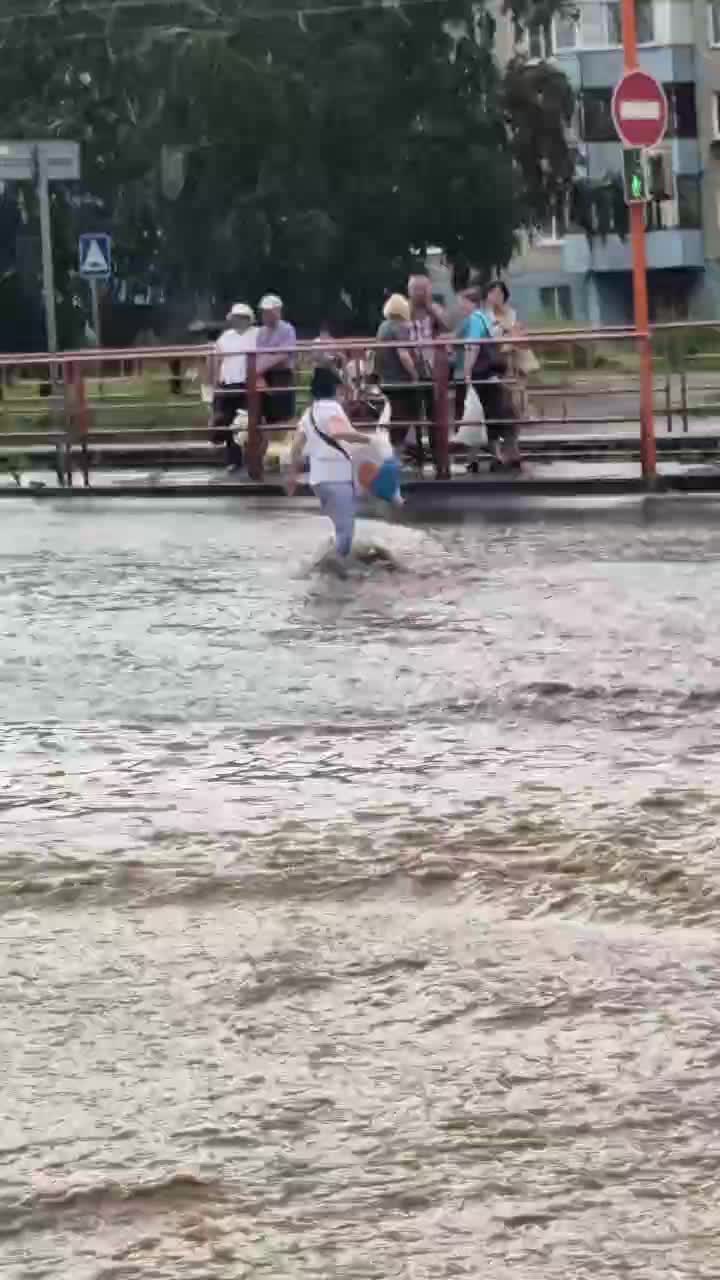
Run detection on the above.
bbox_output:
[0,321,719,486]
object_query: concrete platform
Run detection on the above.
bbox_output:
[4,460,720,501]
[1,423,720,475]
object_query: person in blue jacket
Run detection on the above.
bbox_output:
[456,283,521,470]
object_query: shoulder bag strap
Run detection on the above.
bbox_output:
[310,408,352,463]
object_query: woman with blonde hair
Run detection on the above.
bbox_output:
[375,294,418,452]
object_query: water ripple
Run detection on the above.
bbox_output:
[1,501,720,1278]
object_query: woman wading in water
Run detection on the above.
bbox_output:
[287,366,372,565]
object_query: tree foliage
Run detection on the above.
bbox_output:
[0,0,573,345]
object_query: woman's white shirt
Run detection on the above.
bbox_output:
[297,399,354,485]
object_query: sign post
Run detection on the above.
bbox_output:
[89,278,102,349]
[36,147,58,354]
[0,141,80,354]
[612,8,669,486]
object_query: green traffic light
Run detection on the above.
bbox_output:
[623,148,648,204]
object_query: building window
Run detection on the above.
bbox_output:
[538,214,566,243]
[607,0,655,46]
[537,193,571,243]
[710,1,720,47]
[554,13,578,49]
[580,83,697,143]
[523,0,654,60]
[540,286,573,322]
[666,84,698,139]
[713,92,720,140]
[582,89,616,142]
[712,93,720,140]
[528,23,554,60]
[676,176,702,229]
[648,153,673,201]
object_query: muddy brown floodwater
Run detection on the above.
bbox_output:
[1,496,720,1279]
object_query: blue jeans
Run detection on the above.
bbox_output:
[314,482,355,558]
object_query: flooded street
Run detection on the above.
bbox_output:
[2,496,720,1279]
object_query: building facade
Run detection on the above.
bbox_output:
[505,0,720,326]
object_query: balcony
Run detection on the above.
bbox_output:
[557,46,696,92]
[562,229,704,273]
[582,139,701,181]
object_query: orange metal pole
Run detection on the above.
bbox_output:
[622,0,657,484]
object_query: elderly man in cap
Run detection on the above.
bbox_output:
[256,294,297,449]
[211,301,258,468]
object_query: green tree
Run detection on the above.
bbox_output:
[0,0,574,342]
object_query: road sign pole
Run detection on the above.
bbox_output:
[90,277,102,348]
[622,0,657,485]
[35,145,58,354]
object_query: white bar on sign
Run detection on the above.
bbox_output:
[620,101,662,120]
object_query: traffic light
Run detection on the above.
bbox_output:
[623,148,649,204]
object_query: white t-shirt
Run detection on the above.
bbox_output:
[216,326,258,385]
[297,399,354,486]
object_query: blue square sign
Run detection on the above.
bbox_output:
[79,232,112,278]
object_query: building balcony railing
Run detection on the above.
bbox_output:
[562,229,704,274]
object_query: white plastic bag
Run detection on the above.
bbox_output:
[232,408,249,447]
[456,385,487,448]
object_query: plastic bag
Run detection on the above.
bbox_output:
[232,408,249,447]
[456,386,487,448]
[373,426,394,459]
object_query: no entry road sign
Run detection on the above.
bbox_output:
[612,70,668,150]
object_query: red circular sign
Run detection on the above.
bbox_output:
[612,70,669,150]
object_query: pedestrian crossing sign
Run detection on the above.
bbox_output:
[79,232,112,278]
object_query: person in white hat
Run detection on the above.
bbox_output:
[256,294,297,451]
[211,302,258,468]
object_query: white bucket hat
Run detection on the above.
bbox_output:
[227,301,255,321]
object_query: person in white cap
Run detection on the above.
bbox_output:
[256,295,297,449]
[211,302,258,467]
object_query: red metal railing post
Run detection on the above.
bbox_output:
[433,342,450,479]
[74,360,91,486]
[62,360,74,487]
[246,351,263,480]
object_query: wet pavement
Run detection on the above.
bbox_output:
[2,498,720,1279]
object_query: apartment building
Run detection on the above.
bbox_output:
[504,0,720,326]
